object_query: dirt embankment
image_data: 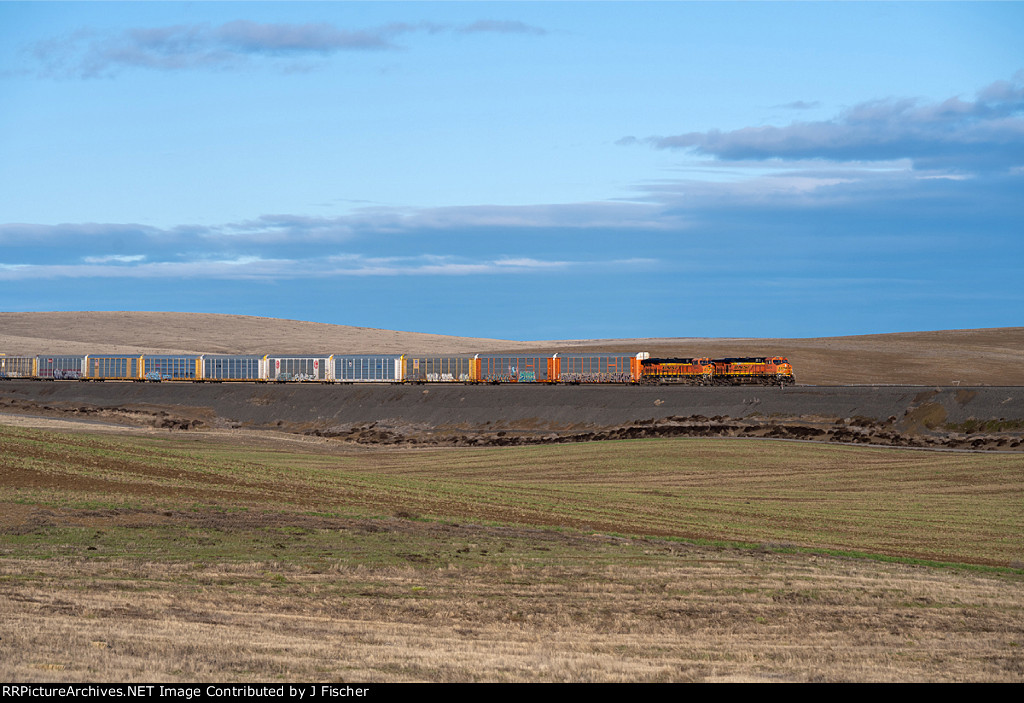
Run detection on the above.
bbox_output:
[309,414,1023,451]
[2,381,1022,451]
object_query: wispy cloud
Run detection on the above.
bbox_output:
[0,251,653,282]
[458,20,547,35]
[82,254,147,264]
[212,201,671,240]
[774,100,821,110]
[0,198,666,256]
[25,19,548,78]
[638,72,1024,173]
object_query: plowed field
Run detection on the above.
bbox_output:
[2,424,1022,682]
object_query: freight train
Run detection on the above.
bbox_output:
[0,352,795,385]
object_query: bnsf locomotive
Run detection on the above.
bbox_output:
[0,352,795,386]
[640,356,796,385]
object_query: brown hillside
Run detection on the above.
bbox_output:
[1,312,1021,385]
[0,311,535,356]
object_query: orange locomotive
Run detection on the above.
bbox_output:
[637,357,715,385]
[640,356,794,386]
[711,357,795,386]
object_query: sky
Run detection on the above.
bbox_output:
[1,1,1022,340]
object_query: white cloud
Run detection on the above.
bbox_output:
[0,250,654,281]
[27,19,548,78]
[82,254,147,264]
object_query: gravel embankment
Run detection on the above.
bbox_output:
[2,381,1021,436]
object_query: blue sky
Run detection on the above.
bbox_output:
[1,2,1021,340]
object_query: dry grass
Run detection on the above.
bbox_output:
[2,538,1023,682]
[0,311,535,356]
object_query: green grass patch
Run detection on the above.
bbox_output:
[948,418,1024,434]
[2,424,1022,567]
